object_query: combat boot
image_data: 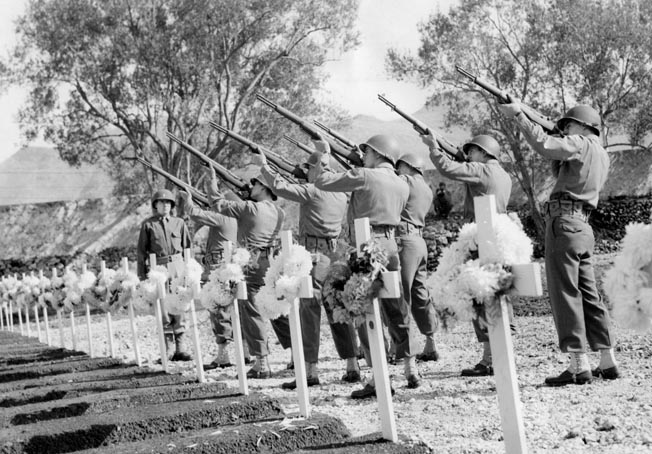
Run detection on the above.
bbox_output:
[171,332,193,361]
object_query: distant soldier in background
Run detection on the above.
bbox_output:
[314,134,421,399]
[434,182,453,219]
[421,133,513,377]
[258,148,360,388]
[137,189,193,362]
[499,101,618,386]
[396,151,440,363]
[177,186,249,370]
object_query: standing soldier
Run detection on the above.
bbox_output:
[499,101,618,385]
[177,188,245,370]
[421,133,513,377]
[314,134,420,398]
[395,151,440,362]
[258,149,361,389]
[207,167,289,379]
[137,188,193,362]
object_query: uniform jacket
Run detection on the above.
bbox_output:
[137,214,191,279]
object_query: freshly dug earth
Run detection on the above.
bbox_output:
[18,252,652,454]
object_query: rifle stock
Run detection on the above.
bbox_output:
[165,132,249,196]
[455,66,557,134]
[283,135,352,171]
[377,94,466,162]
[209,122,308,181]
[134,157,210,207]
[255,94,364,167]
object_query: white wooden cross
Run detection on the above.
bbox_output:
[100,261,116,358]
[33,271,42,342]
[354,218,401,443]
[280,231,314,418]
[123,258,142,366]
[23,273,32,338]
[40,270,51,346]
[81,264,94,357]
[474,194,543,454]
[224,241,249,396]
[183,248,206,383]
[149,253,169,372]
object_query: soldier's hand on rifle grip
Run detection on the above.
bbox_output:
[254,151,267,167]
[420,130,439,153]
[497,94,522,118]
[311,136,330,154]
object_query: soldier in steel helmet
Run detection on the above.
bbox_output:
[499,101,618,386]
[313,134,421,399]
[395,151,440,363]
[206,166,288,379]
[137,188,193,361]
[256,145,360,389]
[421,132,514,377]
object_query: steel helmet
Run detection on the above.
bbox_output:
[397,151,426,174]
[462,135,500,160]
[250,175,278,201]
[556,105,601,136]
[151,189,176,209]
[359,134,402,166]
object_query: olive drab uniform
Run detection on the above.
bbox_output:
[260,163,357,363]
[136,213,192,335]
[180,195,238,346]
[429,147,514,343]
[209,189,289,358]
[315,162,416,360]
[398,173,438,338]
[513,112,612,353]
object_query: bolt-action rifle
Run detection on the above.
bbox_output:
[455,66,557,134]
[255,94,364,167]
[209,122,308,181]
[133,157,210,207]
[377,94,466,162]
[313,120,358,149]
[282,134,352,171]
[165,132,250,199]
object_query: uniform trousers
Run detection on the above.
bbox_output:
[357,232,416,360]
[299,236,359,363]
[397,234,438,336]
[545,215,612,352]
[240,250,292,357]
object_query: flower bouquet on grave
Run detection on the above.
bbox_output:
[92,268,117,312]
[165,258,203,315]
[44,272,66,311]
[426,213,533,327]
[603,221,652,333]
[199,248,251,311]
[258,244,313,321]
[325,239,389,327]
[105,266,140,314]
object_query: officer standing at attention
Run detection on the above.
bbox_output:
[258,149,361,388]
[207,166,289,379]
[313,135,420,398]
[137,189,193,362]
[177,186,244,370]
[395,151,440,363]
[421,133,513,377]
[499,101,618,386]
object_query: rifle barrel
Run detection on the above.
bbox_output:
[135,157,210,207]
[255,94,276,109]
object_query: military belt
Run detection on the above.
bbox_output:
[543,199,591,223]
[397,221,423,237]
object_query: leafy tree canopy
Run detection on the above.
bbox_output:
[6,0,360,194]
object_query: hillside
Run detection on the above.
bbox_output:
[0,147,115,206]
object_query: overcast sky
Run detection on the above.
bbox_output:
[0,0,456,164]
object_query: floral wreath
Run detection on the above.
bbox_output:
[198,248,251,311]
[258,244,313,320]
[16,274,42,310]
[135,258,203,315]
[426,213,533,325]
[323,239,389,327]
[603,221,652,332]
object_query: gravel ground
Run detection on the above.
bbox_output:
[24,254,652,454]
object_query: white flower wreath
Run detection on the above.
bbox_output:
[427,213,534,324]
[106,266,140,313]
[603,222,652,332]
[199,248,251,311]
[258,244,313,320]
